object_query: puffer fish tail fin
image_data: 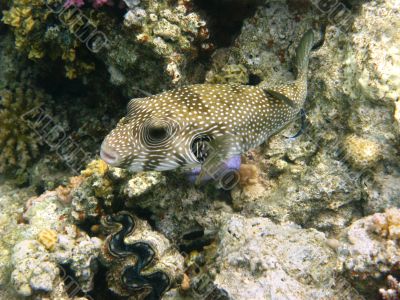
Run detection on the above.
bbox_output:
[295,29,314,79]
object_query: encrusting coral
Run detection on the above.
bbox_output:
[71,159,114,222]
[10,240,60,297]
[0,86,47,174]
[1,185,103,297]
[343,134,382,168]
[205,63,249,85]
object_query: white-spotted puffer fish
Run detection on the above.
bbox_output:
[100,30,314,183]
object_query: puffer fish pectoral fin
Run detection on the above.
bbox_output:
[194,155,242,187]
[194,168,211,186]
[195,135,239,187]
[263,88,296,108]
[284,108,307,139]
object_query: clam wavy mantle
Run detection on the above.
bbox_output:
[100,211,184,299]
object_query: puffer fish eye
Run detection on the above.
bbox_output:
[147,126,168,142]
[140,118,178,149]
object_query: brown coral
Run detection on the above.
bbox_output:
[80,159,109,177]
[0,86,47,174]
[2,0,96,79]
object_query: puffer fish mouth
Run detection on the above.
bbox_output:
[100,140,120,167]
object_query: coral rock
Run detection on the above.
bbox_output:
[204,213,360,300]
[337,208,400,296]
[10,240,59,296]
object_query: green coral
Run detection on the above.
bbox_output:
[2,0,95,79]
[0,86,47,173]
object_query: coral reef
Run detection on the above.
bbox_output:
[336,208,400,296]
[201,213,361,299]
[0,183,102,297]
[202,0,400,233]
[24,190,103,293]
[314,0,400,214]
[205,0,315,85]
[380,275,400,300]
[0,86,48,175]
[0,184,36,288]
[121,0,211,84]
[0,0,400,299]
[100,211,184,299]
[2,0,96,79]
[2,0,212,93]
[206,0,366,232]
[71,159,114,222]
[94,0,212,96]
[349,0,400,110]
[10,240,60,296]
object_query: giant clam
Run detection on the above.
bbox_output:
[100,211,184,299]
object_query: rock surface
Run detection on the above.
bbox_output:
[208,214,362,300]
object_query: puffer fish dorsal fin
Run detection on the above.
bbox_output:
[263,88,296,108]
[127,97,147,116]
